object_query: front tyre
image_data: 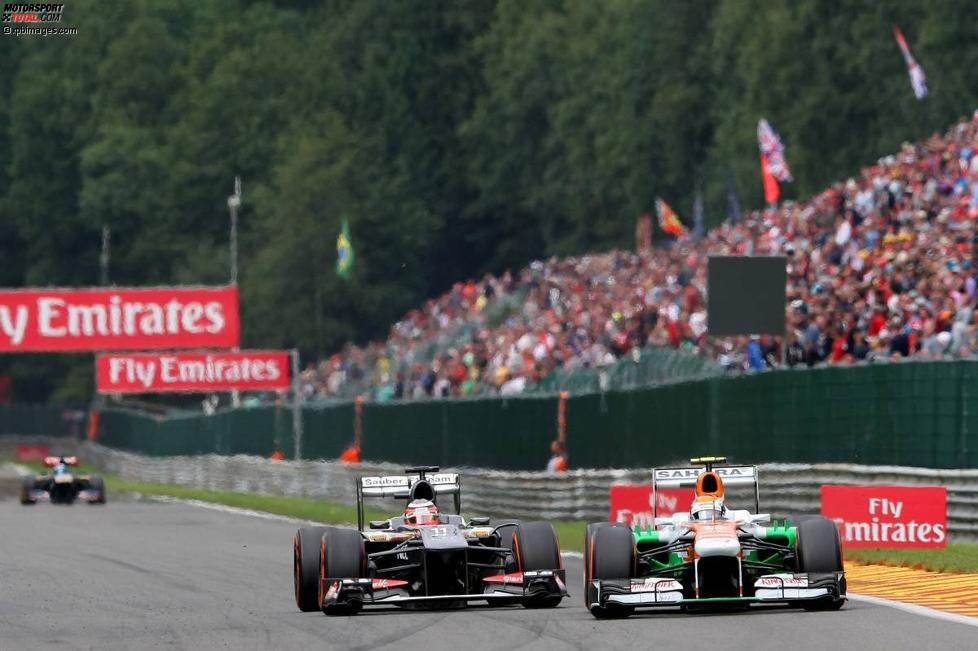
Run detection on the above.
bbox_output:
[513,521,563,609]
[797,516,846,611]
[89,475,107,504]
[19,476,36,505]
[585,522,635,619]
[320,527,367,616]
[294,526,329,612]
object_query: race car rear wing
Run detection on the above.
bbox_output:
[43,456,78,467]
[355,467,461,530]
[651,463,759,517]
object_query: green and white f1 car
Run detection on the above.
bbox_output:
[585,457,846,618]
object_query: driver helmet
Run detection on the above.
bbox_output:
[53,458,68,476]
[404,499,440,526]
[691,495,726,521]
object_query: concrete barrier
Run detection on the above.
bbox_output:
[80,442,978,541]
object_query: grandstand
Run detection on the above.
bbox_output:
[305,113,978,401]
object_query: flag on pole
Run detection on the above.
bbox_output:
[893,26,928,100]
[336,219,355,280]
[726,174,742,223]
[757,119,792,204]
[692,179,705,240]
[655,198,686,237]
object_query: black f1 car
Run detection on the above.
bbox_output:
[20,456,106,505]
[293,466,567,615]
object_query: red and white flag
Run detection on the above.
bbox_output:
[894,26,928,100]
[757,119,792,204]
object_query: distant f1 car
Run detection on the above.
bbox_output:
[20,456,106,505]
[585,456,845,618]
[293,466,567,615]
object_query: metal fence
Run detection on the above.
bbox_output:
[0,403,84,438]
[82,443,978,541]
[95,359,978,470]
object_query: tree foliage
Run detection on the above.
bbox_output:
[2,0,978,400]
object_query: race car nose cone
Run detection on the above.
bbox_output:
[694,536,740,558]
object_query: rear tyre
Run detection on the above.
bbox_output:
[585,522,635,619]
[797,516,845,611]
[320,527,367,616]
[514,521,563,609]
[294,526,329,612]
[19,476,36,505]
[89,475,107,504]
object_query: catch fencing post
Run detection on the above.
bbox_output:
[291,348,303,460]
[558,390,568,444]
[355,395,365,451]
[228,176,242,408]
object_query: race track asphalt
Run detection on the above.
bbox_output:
[0,496,975,651]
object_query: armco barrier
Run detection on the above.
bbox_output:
[82,443,978,541]
[95,360,978,470]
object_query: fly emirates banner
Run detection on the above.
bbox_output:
[0,286,239,351]
[96,351,291,393]
[821,485,947,548]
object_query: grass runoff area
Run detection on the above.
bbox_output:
[843,545,978,574]
[107,473,591,552]
[8,458,978,568]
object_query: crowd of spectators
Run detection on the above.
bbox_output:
[299,113,978,402]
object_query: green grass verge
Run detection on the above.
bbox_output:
[106,474,589,551]
[553,521,586,553]
[109,474,592,551]
[844,543,978,574]
[108,474,394,526]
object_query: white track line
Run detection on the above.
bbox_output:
[144,494,323,526]
[148,495,978,627]
[847,592,978,628]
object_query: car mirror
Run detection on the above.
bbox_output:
[469,517,490,526]
[369,520,391,530]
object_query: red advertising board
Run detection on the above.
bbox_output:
[15,443,50,462]
[0,286,239,351]
[609,484,693,527]
[820,485,947,548]
[96,351,291,393]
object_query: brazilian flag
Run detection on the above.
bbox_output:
[336,218,354,280]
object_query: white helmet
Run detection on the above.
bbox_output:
[691,496,726,521]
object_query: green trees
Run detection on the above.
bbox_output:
[2,0,978,400]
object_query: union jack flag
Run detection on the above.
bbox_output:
[894,26,928,100]
[757,119,792,183]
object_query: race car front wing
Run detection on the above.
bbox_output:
[590,572,845,609]
[321,569,567,609]
[24,488,102,503]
